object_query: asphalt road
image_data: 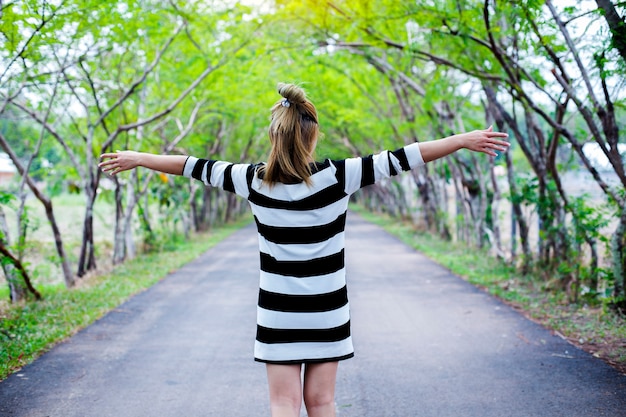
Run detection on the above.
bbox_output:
[1,213,625,417]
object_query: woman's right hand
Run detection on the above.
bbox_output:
[457,126,510,157]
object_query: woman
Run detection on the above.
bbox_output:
[99,83,509,417]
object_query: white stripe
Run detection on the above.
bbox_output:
[230,163,251,199]
[258,232,345,261]
[209,161,230,187]
[200,163,209,185]
[259,269,346,295]
[250,164,338,200]
[254,338,354,362]
[343,157,363,195]
[250,197,349,227]
[405,142,425,168]
[373,151,391,181]
[182,156,198,178]
[257,304,350,329]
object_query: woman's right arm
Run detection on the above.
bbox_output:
[418,127,509,163]
[99,151,188,176]
[341,126,509,195]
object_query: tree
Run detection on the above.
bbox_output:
[265,0,625,306]
[0,1,265,297]
[596,0,626,62]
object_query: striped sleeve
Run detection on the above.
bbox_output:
[342,142,425,195]
[182,156,252,199]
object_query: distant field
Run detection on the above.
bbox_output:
[1,192,130,287]
[444,169,616,264]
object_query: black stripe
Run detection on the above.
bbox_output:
[191,159,208,182]
[256,320,351,344]
[387,152,398,176]
[246,164,257,188]
[391,147,411,171]
[258,285,348,313]
[255,352,354,364]
[255,212,346,244]
[331,159,346,188]
[248,183,347,211]
[223,164,235,192]
[360,155,375,188]
[260,250,344,278]
[206,160,217,185]
[312,160,330,173]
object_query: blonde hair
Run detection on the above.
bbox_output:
[259,83,319,186]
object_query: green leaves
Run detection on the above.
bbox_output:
[1,0,623,304]
[0,191,15,206]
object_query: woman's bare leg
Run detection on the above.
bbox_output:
[266,363,303,417]
[303,362,338,417]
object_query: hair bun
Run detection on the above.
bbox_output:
[277,83,306,104]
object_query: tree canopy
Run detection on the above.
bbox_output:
[1,0,625,309]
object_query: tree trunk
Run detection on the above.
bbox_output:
[488,160,505,259]
[0,132,74,286]
[138,193,155,251]
[113,169,145,263]
[224,193,237,223]
[0,207,41,301]
[611,207,626,312]
[483,86,531,269]
[505,150,530,269]
[199,187,213,231]
[112,177,126,264]
[473,156,488,249]
[189,181,200,232]
[452,169,468,243]
[77,184,97,277]
[596,0,626,62]
[124,213,136,260]
[0,208,26,302]
[413,165,446,236]
[589,239,599,294]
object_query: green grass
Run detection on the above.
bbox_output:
[351,205,626,374]
[0,216,252,380]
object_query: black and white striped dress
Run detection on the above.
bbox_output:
[182,142,424,364]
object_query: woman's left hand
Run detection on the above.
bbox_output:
[99,151,142,176]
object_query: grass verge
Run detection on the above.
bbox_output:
[0,216,252,381]
[352,205,626,375]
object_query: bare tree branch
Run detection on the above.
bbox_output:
[93,21,186,130]
[546,0,602,110]
[99,36,248,151]
[7,99,86,180]
[0,1,61,84]
[0,240,41,300]
[163,101,203,153]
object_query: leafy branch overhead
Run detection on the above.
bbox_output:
[0,0,625,314]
